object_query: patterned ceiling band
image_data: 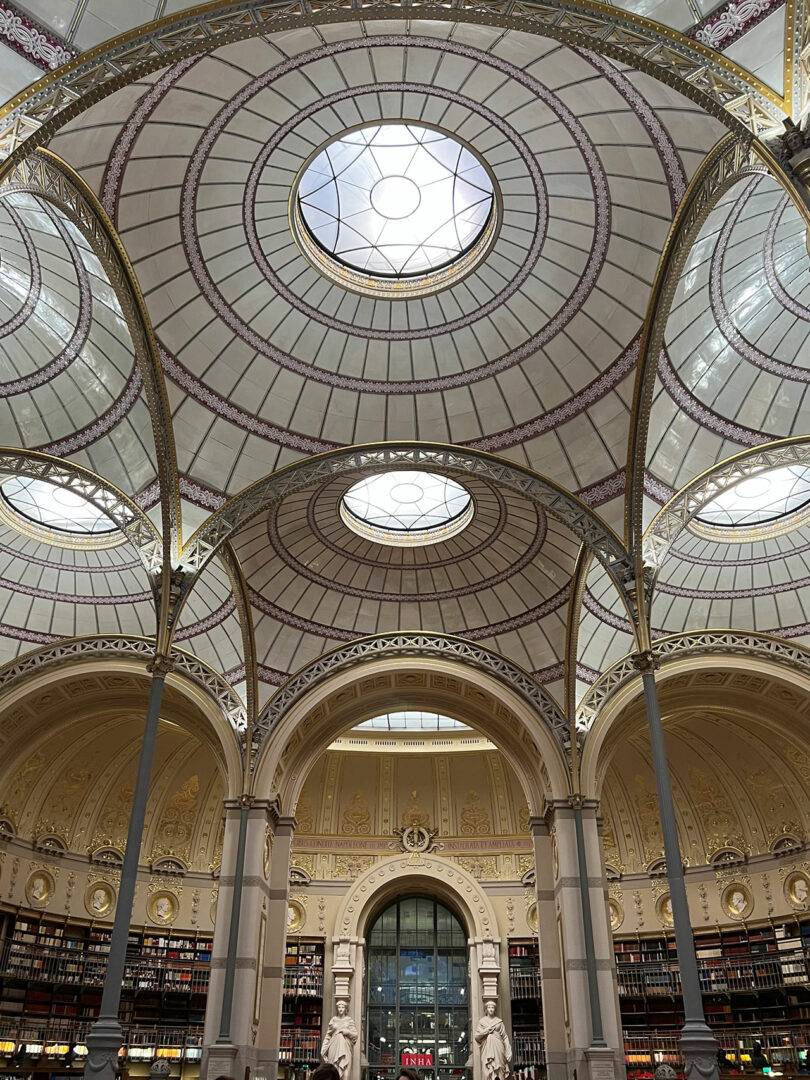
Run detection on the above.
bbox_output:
[0,196,93,397]
[0,0,785,171]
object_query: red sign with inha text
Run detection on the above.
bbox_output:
[402,1054,433,1067]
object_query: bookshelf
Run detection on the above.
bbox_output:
[614,918,810,1077]
[0,911,212,1075]
[280,941,324,1074]
[508,940,545,1080]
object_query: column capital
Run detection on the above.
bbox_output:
[631,649,660,674]
[147,652,175,678]
[273,814,296,836]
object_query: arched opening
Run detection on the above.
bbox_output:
[365,895,470,1080]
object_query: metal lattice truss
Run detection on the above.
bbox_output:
[0,151,181,550]
[0,634,247,736]
[0,0,787,172]
[253,631,568,754]
[0,449,163,574]
[626,133,768,551]
[576,629,810,734]
[181,444,634,603]
[643,438,810,572]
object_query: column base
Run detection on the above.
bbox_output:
[83,1018,123,1080]
[585,1043,622,1080]
[681,1021,720,1080]
[203,1041,240,1080]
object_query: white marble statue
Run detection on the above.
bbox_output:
[321,999,358,1080]
[475,1000,512,1080]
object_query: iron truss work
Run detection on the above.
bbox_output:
[251,631,569,757]
[626,133,768,554]
[575,628,810,733]
[0,151,181,550]
[0,0,786,171]
[0,634,247,736]
[0,449,163,574]
[180,444,635,608]
[643,437,810,572]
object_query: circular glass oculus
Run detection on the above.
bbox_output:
[292,122,498,299]
[340,470,473,547]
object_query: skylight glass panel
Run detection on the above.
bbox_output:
[695,465,810,528]
[297,123,494,278]
[1,476,117,535]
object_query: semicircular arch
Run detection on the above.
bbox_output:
[335,853,500,942]
[578,632,810,798]
[252,651,571,814]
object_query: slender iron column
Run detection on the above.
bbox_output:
[572,800,606,1047]
[216,798,250,1043]
[84,659,172,1080]
[634,651,719,1080]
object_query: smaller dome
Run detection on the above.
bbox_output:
[1,476,118,537]
[340,471,473,547]
[694,464,810,530]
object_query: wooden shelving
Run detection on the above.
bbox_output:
[280,941,324,1071]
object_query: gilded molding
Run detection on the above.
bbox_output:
[0,0,787,175]
[0,150,182,558]
[0,634,247,736]
[252,631,569,753]
[577,629,810,734]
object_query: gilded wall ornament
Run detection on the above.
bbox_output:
[263,827,273,878]
[391,825,440,857]
[608,899,624,931]
[148,890,179,925]
[721,882,752,920]
[295,791,314,833]
[460,790,491,835]
[401,789,430,829]
[341,792,372,835]
[287,898,306,934]
[334,854,374,880]
[26,868,55,906]
[85,880,116,918]
[526,901,538,933]
[656,893,673,927]
[784,870,810,910]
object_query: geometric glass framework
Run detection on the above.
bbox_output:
[340,472,474,548]
[0,476,118,535]
[366,896,469,1080]
[694,465,810,528]
[356,711,471,732]
[294,123,497,298]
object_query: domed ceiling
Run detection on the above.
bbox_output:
[0,0,807,724]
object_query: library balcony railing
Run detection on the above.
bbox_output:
[625,1026,810,1076]
[279,1027,321,1064]
[616,950,810,998]
[0,1021,205,1062]
[0,941,210,993]
[510,969,542,999]
[513,1032,545,1066]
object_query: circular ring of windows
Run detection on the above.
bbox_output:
[290,121,500,300]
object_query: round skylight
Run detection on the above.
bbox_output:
[357,711,471,731]
[340,471,473,547]
[1,476,118,536]
[694,465,810,530]
[292,123,498,298]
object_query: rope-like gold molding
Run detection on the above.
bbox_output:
[0,0,788,176]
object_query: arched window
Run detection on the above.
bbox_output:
[366,896,469,1080]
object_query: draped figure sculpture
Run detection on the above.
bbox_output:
[475,1000,513,1080]
[321,999,358,1080]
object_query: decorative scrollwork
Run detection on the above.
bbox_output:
[0,0,785,172]
[0,634,247,735]
[252,630,569,754]
[577,628,810,732]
